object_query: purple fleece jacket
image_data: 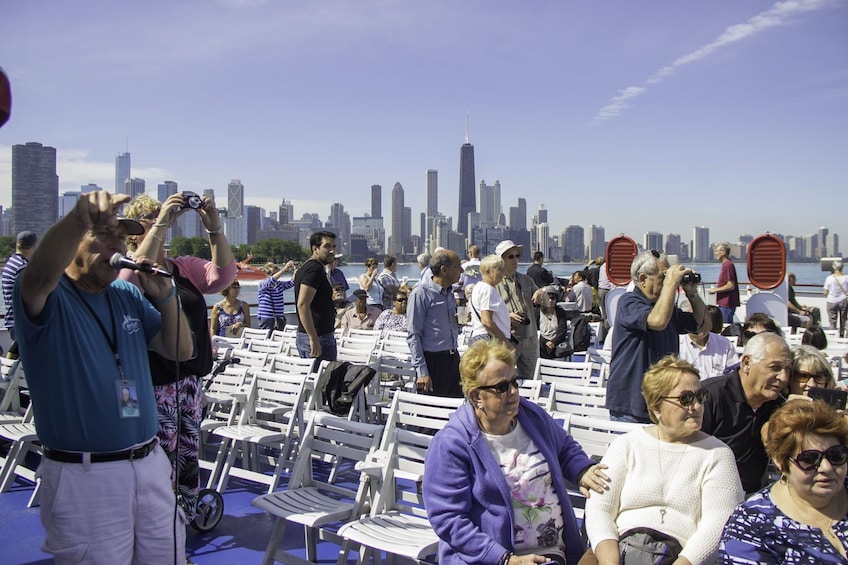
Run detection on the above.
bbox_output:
[423,398,594,564]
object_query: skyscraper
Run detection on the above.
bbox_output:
[479,180,501,228]
[665,233,682,258]
[115,152,131,194]
[390,182,404,255]
[371,185,382,219]
[509,198,527,231]
[426,170,438,218]
[245,205,261,245]
[644,231,663,252]
[563,225,585,262]
[12,142,58,235]
[124,178,146,201]
[228,179,244,218]
[693,226,710,262]
[536,203,548,225]
[279,199,294,226]
[158,180,178,203]
[589,225,606,260]
[458,132,476,236]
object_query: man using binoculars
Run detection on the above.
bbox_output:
[605,249,710,423]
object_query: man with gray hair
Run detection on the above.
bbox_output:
[417,251,432,283]
[707,242,739,324]
[700,332,790,494]
[605,250,708,423]
[407,249,463,397]
[495,239,541,379]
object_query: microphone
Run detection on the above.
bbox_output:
[109,253,173,278]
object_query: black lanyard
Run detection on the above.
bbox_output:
[64,275,126,382]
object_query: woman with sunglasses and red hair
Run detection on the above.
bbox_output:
[719,400,848,563]
[584,356,743,565]
[423,340,609,565]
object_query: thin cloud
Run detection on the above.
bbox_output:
[591,0,836,124]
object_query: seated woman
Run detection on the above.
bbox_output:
[585,356,744,565]
[537,285,569,359]
[801,325,829,350]
[423,340,609,565]
[468,254,514,347]
[788,345,836,399]
[719,400,848,563]
[210,279,250,338]
[374,285,410,336]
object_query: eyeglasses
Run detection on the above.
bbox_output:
[135,212,159,221]
[790,444,848,472]
[661,389,710,407]
[650,249,661,258]
[395,297,408,302]
[476,377,522,395]
[791,371,831,386]
[506,254,521,259]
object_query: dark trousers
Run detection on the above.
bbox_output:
[422,350,463,398]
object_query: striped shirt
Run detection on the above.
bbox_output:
[256,276,294,321]
[2,253,28,329]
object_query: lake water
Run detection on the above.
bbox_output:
[213,261,831,311]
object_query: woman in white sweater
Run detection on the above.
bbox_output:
[584,356,744,565]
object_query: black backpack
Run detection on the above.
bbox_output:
[571,315,592,352]
[315,361,377,416]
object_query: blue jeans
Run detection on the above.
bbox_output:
[295,331,337,364]
[719,306,736,324]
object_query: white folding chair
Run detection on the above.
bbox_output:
[0,404,40,507]
[336,427,439,564]
[549,382,609,419]
[533,358,602,387]
[241,327,272,343]
[207,371,308,494]
[251,413,384,565]
[248,339,286,356]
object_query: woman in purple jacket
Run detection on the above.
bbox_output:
[423,341,610,565]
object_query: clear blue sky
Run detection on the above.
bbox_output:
[1,0,846,244]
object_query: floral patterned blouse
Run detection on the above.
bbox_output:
[719,484,848,564]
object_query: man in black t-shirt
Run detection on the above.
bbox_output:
[294,231,338,363]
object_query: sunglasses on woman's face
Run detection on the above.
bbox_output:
[661,389,710,407]
[395,297,408,303]
[791,371,831,386]
[791,444,848,472]
[476,377,522,395]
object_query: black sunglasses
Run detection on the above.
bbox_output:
[650,249,661,258]
[661,389,710,407]
[791,371,831,386]
[506,253,521,259]
[791,444,848,472]
[477,377,522,395]
[395,297,408,302]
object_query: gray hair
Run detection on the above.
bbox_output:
[833,259,844,273]
[792,344,834,384]
[417,252,431,267]
[743,332,790,363]
[480,254,504,276]
[630,250,667,280]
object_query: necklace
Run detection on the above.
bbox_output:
[655,427,688,524]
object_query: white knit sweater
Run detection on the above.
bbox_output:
[584,427,744,565]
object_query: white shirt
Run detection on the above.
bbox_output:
[469,281,511,340]
[573,280,593,313]
[678,333,739,380]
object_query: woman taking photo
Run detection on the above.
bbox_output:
[121,193,236,525]
[468,254,514,347]
[423,340,609,565]
[585,356,743,565]
[210,279,250,338]
[719,400,848,563]
[359,257,383,310]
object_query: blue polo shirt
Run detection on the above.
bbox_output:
[605,287,696,420]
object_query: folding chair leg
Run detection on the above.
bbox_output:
[261,517,289,565]
[206,437,232,489]
[27,478,41,508]
[305,526,318,562]
[215,440,242,492]
[0,441,28,492]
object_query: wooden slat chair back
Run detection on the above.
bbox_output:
[251,413,384,565]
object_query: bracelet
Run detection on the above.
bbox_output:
[500,551,513,565]
[206,226,222,235]
[153,222,169,228]
[147,286,177,306]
